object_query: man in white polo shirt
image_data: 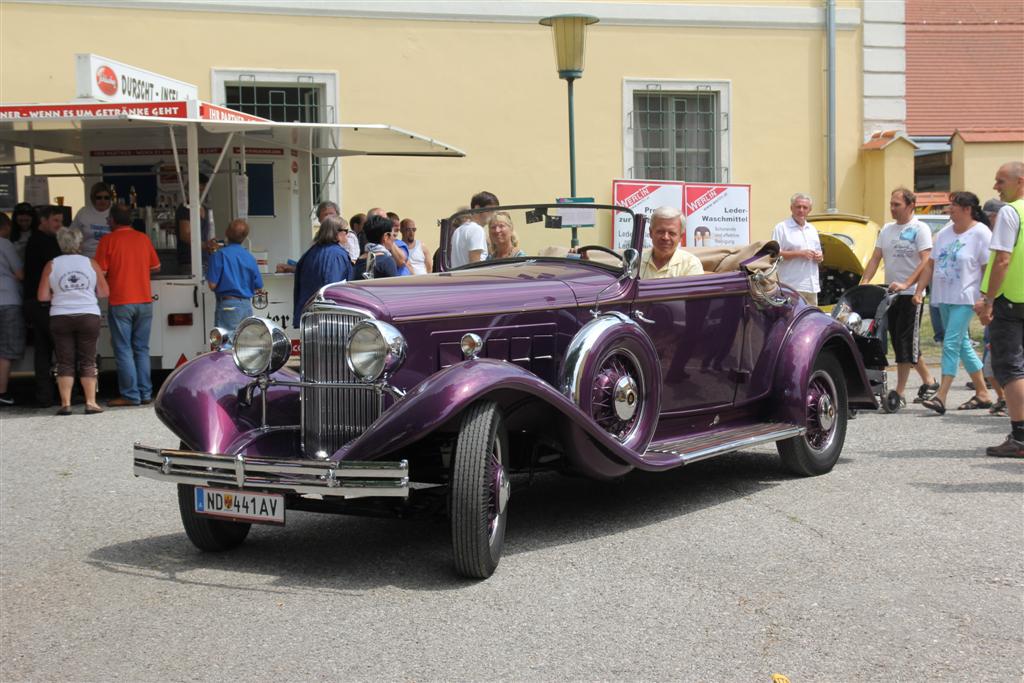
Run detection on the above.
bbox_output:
[771,193,822,305]
[639,206,704,279]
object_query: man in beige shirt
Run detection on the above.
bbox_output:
[640,206,704,279]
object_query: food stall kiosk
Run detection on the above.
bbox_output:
[0,99,464,371]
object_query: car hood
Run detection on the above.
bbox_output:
[320,261,608,321]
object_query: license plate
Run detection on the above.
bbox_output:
[194,487,285,525]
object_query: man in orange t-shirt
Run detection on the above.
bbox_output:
[95,204,161,406]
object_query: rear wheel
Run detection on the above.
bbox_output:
[777,353,848,476]
[177,483,251,552]
[450,401,509,579]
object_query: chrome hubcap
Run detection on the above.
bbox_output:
[817,394,835,431]
[613,375,639,421]
[495,466,510,516]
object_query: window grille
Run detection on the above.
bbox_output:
[632,91,721,182]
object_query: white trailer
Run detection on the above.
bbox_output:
[0,99,463,371]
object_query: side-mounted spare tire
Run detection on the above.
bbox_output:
[559,312,661,453]
[777,352,848,476]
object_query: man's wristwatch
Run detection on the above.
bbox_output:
[983,295,995,306]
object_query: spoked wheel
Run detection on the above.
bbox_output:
[778,353,848,476]
[590,350,643,442]
[177,483,251,551]
[450,400,510,579]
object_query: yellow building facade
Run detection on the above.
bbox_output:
[3,0,880,249]
[950,131,1024,200]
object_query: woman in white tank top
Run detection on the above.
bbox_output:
[36,227,109,415]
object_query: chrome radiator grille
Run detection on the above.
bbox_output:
[301,310,382,457]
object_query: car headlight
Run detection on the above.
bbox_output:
[209,326,231,351]
[346,320,406,382]
[232,318,290,377]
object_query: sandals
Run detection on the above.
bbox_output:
[85,404,104,415]
[989,399,1007,417]
[55,405,72,416]
[958,395,993,410]
[922,396,946,415]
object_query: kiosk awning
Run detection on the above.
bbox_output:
[0,100,466,159]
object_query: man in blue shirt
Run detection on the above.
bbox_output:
[354,215,399,280]
[207,218,264,336]
[292,216,354,327]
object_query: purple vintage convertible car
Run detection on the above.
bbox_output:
[134,203,879,578]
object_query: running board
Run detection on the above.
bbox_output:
[641,422,804,469]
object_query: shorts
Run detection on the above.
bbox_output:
[49,313,101,377]
[0,305,26,359]
[886,294,922,364]
[990,296,1024,387]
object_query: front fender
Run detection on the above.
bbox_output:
[154,351,300,454]
[772,311,878,425]
[338,359,645,479]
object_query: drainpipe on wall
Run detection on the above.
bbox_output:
[825,0,837,213]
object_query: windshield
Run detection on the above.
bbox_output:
[438,203,640,272]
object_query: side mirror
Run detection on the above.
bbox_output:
[623,248,640,279]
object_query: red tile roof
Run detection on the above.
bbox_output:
[906,0,1024,136]
[861,130,918,150]
[953,128,1024,143]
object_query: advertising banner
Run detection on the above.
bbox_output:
[75,54,198,103]
[683,183,751,247]
[611,179,684,250]
[0,102,189,120]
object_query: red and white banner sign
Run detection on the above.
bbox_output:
[684,183,751,247]
[0,101,188,120]
[0,101,271,124]
[199,103,268,123]
[75,53,198,103]
[611,179,685,250]
[611,179,752,249]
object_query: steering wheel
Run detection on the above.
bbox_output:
[577,245,626,267]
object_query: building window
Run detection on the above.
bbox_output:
[624,79,730,183]
[224,83,326,204]
[212,69,339,210]
[224,84,322,123]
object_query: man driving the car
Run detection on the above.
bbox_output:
[640,206,704,279]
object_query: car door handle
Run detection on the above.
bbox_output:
[633,311,655,324]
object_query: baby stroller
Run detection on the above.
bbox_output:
[831,284,902,413]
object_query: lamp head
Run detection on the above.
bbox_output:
[539,14,599,80]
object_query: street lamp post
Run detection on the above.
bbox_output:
[539,13,598,248]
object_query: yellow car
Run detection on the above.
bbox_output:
[812,212,886,309]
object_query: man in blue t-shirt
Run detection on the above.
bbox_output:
[354,215,399,280]
[207,218,264,336]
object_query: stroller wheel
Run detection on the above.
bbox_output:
[882,390,903,414]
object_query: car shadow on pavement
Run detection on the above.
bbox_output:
[87,450,798,591]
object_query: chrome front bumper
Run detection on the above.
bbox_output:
[133,443,409,499]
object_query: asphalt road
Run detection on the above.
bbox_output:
[1,370,1021,682]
